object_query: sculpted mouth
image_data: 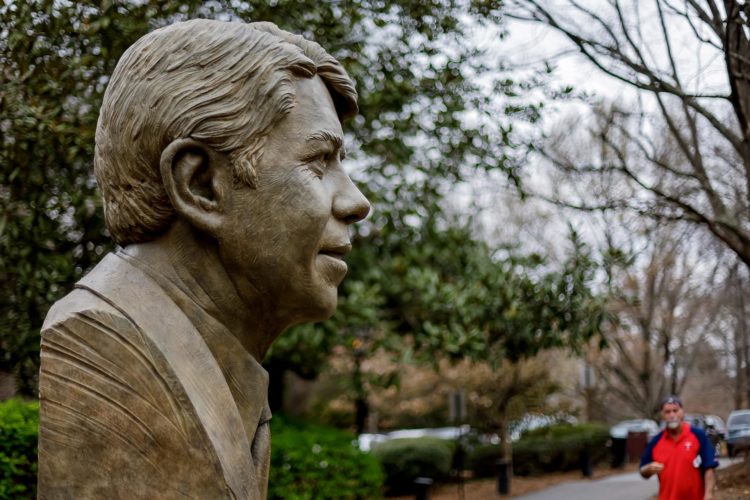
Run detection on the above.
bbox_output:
[318,243,352,259]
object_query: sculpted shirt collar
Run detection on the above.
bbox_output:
[117,249,272,435]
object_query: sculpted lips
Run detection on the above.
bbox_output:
[318,243,352,259]
[318,243,351,284]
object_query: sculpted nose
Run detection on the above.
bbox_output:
[333,174,370,224]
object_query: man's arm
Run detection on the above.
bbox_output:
[639,432,664,479]
[639,461,664,478]
[690,426,718,499]
[704,467,716,500]
[694,426,718,500]
[694,426,719,467]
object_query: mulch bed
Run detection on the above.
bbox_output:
[390,461,750,500]
[390,464,640,499]
[716,459,750,500]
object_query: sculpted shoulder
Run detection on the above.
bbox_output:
[42,287,122,332]
[39,282,233,499]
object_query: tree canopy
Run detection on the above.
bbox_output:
[1,0,603,397]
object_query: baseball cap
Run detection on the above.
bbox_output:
[660,395,683,409]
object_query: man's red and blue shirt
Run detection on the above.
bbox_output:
[640,422,719,500]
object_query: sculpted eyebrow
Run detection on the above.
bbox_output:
[305,130,346,159]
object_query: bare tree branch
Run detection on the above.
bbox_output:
[514,0,750,267]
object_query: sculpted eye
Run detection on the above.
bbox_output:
[306,156,326,178]
[302,148,337,179]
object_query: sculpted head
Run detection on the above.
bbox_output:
[95,20,370,327]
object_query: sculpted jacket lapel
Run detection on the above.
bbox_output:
[77,253,259,499]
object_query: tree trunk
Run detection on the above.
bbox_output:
[495,414,513,496]
[734,325,744,410]
[723,1,750,268]
[584,386,595,422]
[499,413,513,467]
[355,398,368,435]
[0,370,17,400]
[735,267,750,408]
[641,325,655,415]
[352,351,368,435]
[740,289,750,408]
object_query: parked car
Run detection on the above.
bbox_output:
[358,425,474,452]
[609,419,660,440]
[357,433,388,452]
[385,425,471,441]
[727,409,750,457]
[683,413,723,456]
[704,415,727,440]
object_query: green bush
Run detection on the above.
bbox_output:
[0,399,38,500]
[269,417,384,500]
[0,402,383,500]
[371,437,455,493]
[465,442,503,478]
[467,423,610,477]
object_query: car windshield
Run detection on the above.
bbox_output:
[729,413,750,426]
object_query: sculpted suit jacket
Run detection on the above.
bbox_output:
[38,252,271,499]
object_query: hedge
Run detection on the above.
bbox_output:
[467,423,610,477]
[0,399,38,500]
[0,400,383,500]
[371,437,456,494]
[268,417,384,500]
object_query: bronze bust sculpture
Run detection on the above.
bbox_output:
[38,19,369,499]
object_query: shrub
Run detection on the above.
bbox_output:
[269,417,384,500]
[371,437,455,494]
[0,401,383,500]
[467,423,610,477]
[465,442,503,478]
[0,398,39,500]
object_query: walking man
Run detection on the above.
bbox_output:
[640,395,718,500]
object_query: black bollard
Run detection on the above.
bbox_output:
[580,448,593,478]
[414,477,433,500]
[610,438,626,468]
[495,459,510,495]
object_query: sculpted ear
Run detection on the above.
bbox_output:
[160,139,232,235]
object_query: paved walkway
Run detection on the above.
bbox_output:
[515,458,742,500]
[514,471,657,500]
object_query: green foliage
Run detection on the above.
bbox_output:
[0,402,383,500]
[0,399,38,499]
[371,437,455,493]
[467,423,611,477]
[465,442,505,478]
[513,422,610,476]
[273,223,605,426]
[332,223,603,364]
[269,417,383,500]
[0,0,207,394]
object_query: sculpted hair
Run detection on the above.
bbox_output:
[95,19,358,245]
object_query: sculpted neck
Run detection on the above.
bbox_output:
[121,220,283,361]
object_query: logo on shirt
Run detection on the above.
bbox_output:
[684,442,692,450]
